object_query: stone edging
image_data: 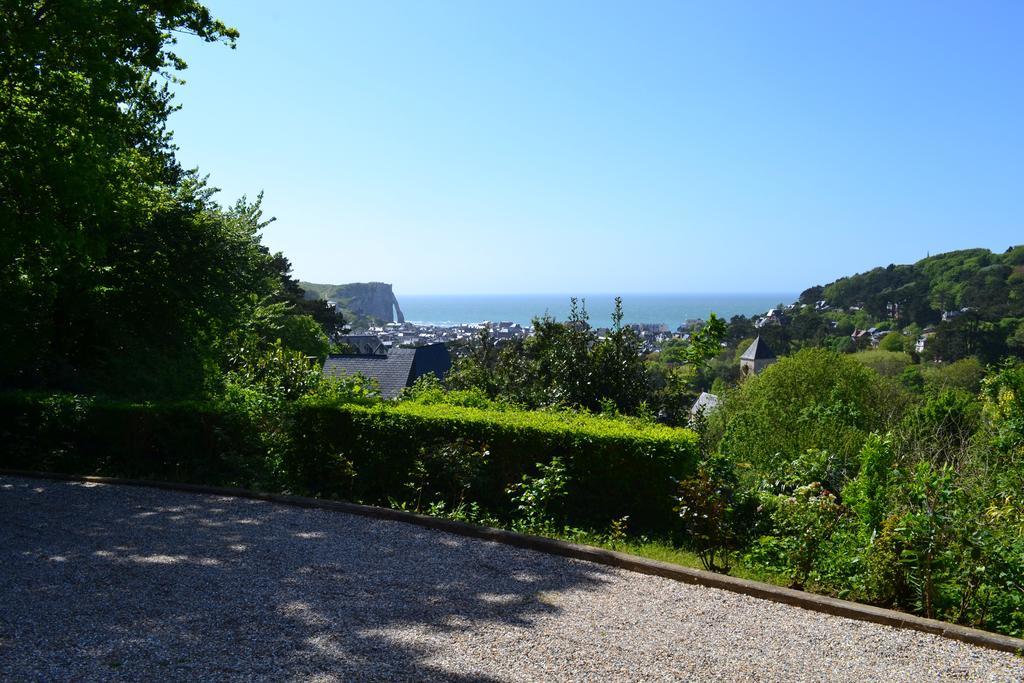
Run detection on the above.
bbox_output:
[4,468,1023,655]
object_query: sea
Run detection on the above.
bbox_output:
[398,293,797,329]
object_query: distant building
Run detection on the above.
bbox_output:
[740,336,777,377]
[690,392,720,422]
[338,335,386,355]
[322,343,452,399]
[915,330,937,355]
[850,329,872,349]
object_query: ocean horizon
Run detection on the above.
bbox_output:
[397,293,798,329]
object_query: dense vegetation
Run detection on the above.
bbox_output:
[0,389,697,534]
[447,298,726,424]
[0,1,341,398]
[812,247,1024,324]
[3,0,1024,640]
[693,355,1024,636]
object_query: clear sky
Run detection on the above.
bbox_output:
[170,1,1023,295]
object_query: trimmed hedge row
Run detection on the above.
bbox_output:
[0,394,264,485]
[0,393,699,532]
[291,401,699,530]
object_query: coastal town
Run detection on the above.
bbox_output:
[338,301,937,357]
[344,318,707,355]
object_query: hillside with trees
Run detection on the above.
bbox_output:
[797,247,1024,362]
[806,247,1024,321]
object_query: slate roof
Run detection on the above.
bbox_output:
[740,336,776,361]
[322,343,451,399]
[338,335,386,355]
[690,391,720,417]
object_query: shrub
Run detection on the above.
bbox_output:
[878,332,909,353]
[0,392,268,487]
[508,456,571,533]
[921,357,986,395]
[404,438,491,513]
[290,400,700,532]
[676,454,748,571]
[1,391,698,534]
[716,348,906,482]
[852,350,914,377]
[760,482,847,590]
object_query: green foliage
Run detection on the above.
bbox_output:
[899,367,926,394]
[807,247,1024,361]
[926,311,1007,363]
[759,482,846,590]
[682,313,727,368]
[405,438,491,514]
[449,297,651,416]
[508,456,571,533]
[676,454,748,571]
[0,1,248,396]
[921,357,986,394]
[821,248,1024,324]
[844,434,896,535]
[896,462,958,618]
[896,388,981,467]
[0,3,337,399]
[878,332,908,352]
[825,335,857,354]
[224,340,323,402]
[1,389,698,536]
[402,374,500,410]
[981,361,1024,459]
[852,350,914,377]
[591,298,650,414]
[716,348,905,481]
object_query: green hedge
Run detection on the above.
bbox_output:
[0,393,266,486]
[0,392,699,532]
[290,401,699,530]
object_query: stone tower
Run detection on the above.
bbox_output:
[740,336,777,378]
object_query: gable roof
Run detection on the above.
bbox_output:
[690,391,720,416]
[322,343,451,399]
[323,353,415,398]
[339,335,386,355]
[406,343,452,381]
[740,336,776,361]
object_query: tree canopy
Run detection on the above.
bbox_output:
[0,1,336,397]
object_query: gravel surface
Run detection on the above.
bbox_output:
[2,476,1022,682]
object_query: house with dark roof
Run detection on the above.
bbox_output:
[740,336,777,377]
[690,391,720,423]
[338,335,386,355]
[322,343,452,398]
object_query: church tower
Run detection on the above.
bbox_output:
[740,336,777,377]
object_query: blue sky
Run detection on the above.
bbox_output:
[170,1,1023,295]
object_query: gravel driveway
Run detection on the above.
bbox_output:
[1,476,1022,682]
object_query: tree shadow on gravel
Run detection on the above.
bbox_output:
[0,477,615,681]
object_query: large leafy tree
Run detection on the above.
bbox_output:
[714,348,907,480]
[0,2,322,396]
[1,1,240,391]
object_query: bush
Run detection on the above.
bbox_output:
[715,348,906,481]
[758,482,846,590]
[921,357,986,395]
[290,400,699,532]
[852,350,914,377]
[0,391,699,534]
[0,392,268,487]
[676,454,750,571]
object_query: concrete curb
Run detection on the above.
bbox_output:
[4,468,1023,655]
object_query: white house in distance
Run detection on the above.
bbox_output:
[740,336,777,377]
[689,391,720,423]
